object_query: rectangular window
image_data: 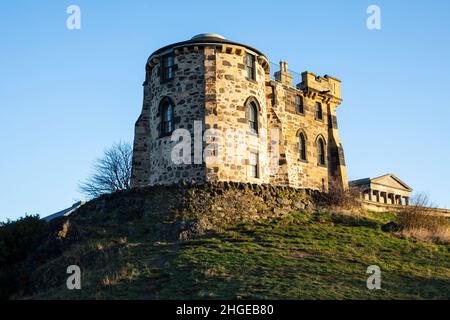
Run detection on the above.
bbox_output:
[161,54,174,81]
[249,152,259,178]
[246,53,256,80]
[315,102,323,120]
[296,95,304,114]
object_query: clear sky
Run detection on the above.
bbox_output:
[1,0,449,221]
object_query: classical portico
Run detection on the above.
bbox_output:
[350,174,412,206]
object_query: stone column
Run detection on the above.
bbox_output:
[368,189,373,201]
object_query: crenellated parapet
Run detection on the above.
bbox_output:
[299,71,342,105]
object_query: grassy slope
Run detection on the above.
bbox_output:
[31,210,450,300]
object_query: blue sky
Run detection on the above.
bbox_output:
[1,0,449,221]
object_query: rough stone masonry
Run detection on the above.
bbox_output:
[131,33,348,192]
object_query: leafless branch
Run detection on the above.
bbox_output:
[78,141,132,198]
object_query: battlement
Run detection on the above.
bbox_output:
[300,71,342,101]
[271,61,342,102]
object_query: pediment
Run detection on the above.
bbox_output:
[371,174,412,192]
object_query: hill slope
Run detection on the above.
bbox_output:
[25,193,449,300]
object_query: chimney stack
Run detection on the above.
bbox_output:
[274,60,293,86]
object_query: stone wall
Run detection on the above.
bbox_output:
[131,49,207,187]
[265,68,348,191]
[268,80,330,190]
[361,200,450,217]
[204,46,270,184]
[77,182,317,240]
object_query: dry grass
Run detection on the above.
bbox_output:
[101,263,140,287]
[398,227,450,244]
[395,194,450,244]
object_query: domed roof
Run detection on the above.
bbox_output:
[191,33,226,40]
[149,33,265,59]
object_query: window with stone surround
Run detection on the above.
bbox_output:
[318,137,326,165]
[249,151,259,178]
[296,95,304,114]
[248,101,258,134]
[161,54,174,82]
[315,102,323,120]
[161,99,174,136]
[246,53,256,80]
[299,133,307,161]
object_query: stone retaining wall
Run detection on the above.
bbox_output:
[361,200,450,217]
[76,182,317,240]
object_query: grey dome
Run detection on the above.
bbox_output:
[191,33,226,40]
[149,33,266,59]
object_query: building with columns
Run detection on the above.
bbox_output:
[131,33,348,192]
[350,174,412,206]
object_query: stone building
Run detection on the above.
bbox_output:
[350,174,412,206]
[131,34,348,191]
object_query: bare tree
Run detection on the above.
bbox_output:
[79,141,133,198]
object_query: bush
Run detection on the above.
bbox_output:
[321,178,361,212]
[0,215,48,266]
[0,215,48,299]
[395,194,450,244]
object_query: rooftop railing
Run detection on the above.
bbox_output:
[269,61,303,88]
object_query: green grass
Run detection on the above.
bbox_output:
[30,210,450,300]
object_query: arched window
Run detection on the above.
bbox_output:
[248,101,258,133]
[161,99,174,136]
[299,133,307,161]
[317,137,326,165]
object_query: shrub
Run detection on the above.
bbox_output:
[0,215,48,299]
[0,215,48,266]
[321,178,361,212]
[395,194,450,244]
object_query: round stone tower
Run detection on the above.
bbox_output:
[131,34,348,191]
[131,34,271,187]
